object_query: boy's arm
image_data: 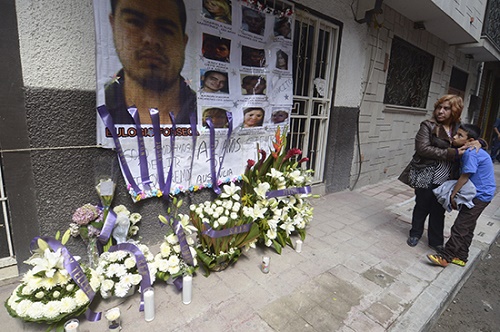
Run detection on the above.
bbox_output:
[450,173,470,210]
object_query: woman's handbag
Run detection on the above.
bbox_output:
[399,159,435,189]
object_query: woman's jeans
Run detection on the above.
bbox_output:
[409,186,445,247]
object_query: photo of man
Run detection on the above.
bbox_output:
[242,7,265,35]
[241,46,266,67]
[105,0,197,125]
[202,34,231,63]
[241,75,266,95]
[201,70,229,93]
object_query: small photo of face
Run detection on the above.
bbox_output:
[202,107,230,128]
[274,17,291,39]
[271,110,289,124]
[241,46,266,68]
[243,107,265,128]
[276,50,288,70]
[202,0,232,25]
[201,70,229,93]
[241,75,267,95]
[242,7,265,36]
[202,34,231,63]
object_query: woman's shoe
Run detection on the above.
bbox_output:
[407,236,420,247]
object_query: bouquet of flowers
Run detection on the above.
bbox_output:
[4,237,100,329]
[190,183,260,274]
[241,127,314,253]
[156,200,199,282]
[96,243,156,299]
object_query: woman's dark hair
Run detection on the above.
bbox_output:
[459,124,481,140]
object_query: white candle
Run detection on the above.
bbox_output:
[64,318,79,332]
[295,239,303,253]
[144,287,155,322]
[182,275,192,305]
[105,307,121,330]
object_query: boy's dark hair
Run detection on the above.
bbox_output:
[459,123,481,140]
[110,0,187,33]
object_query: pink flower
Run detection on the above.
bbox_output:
[72,204,99,225]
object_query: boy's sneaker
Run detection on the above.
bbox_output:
[427,254,449,267]
[451,257,466,267]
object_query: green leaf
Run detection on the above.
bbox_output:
[272,239,282,254]
[37,238,49,251]
[61,229,71,245]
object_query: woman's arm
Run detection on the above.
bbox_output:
[414,121,456,161]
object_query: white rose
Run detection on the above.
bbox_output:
[124,257,136,269]
[35,291,45,299]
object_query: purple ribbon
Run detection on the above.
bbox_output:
[97,208,117,245]
[216,112,233,181]
[97,105,141,194]
[150,108,165,189]
[172,218,195,266]
[265,186,312,198]
[127,107,152,191]
[30,237,101,322]
[202,223,252,238]
[206,118,221,195]
[188,112,197,187]
[108,243,151,311]
[162,112,176,197]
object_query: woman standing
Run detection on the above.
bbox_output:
[401,95,465,251]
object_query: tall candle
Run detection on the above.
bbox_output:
[182,275,192,305]
[64,318,80,332]
[144,287,155,322]
[295,239,303,253]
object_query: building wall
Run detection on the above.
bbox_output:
[1,0,483,272]
[346,4,481,189]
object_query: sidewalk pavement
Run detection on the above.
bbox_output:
[2,165,500,332]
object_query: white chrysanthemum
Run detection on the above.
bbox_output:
[173,245,181,253]
[26,302,45,319]
[157,259,169,272]
[124,257,136,269]
[160,242,171,257]
[60,296,77,313]
[189,204,196,211]
[166,234,178,245]
[230,212,238,220]
[15,299,31,317]
[168,255,180,266]
[74,289,89,306]
[40,276,58,290]
[129,213,142,225]
[114,283,130,298]
[106,263,127,278]
[120,273,135,288]
[131,274,142,285]
[101,279,114,292]
[218,216,229,226]
[114,250,129,261]
[44,301,62,319]
[168,265,180,275]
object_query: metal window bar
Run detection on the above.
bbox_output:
[0,159,14,258]
[290,10,339,183]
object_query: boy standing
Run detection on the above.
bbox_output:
[428,124,496,267]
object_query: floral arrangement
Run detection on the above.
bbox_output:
[190,183,260,274]
[4,237,100,329]
[241,127,314,253]
[96,243,155,299]
[156,200,199,282]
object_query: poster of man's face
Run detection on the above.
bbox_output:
[241,7,265,36]
[202,34,231,63]
[201,70,229,93]
[241,45,266,67]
